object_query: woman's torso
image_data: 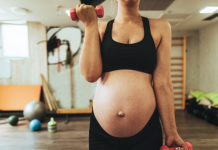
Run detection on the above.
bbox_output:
[93,16,162,138]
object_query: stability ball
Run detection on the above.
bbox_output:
[23,101,47,121]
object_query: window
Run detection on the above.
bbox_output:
[0,24,29,59]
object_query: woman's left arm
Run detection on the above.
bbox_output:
[152,18,176,138]
[152,19,188,150]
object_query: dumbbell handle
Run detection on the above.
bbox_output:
[160,142,192,150]
[70,5,104,21]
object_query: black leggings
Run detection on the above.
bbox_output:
[89,106,163,150]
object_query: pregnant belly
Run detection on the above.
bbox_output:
[93,70,157,138]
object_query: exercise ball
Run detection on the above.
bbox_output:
[23,101,46,121]
[29,119,41,131]
[8,115,18,126]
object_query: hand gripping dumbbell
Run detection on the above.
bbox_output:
[160,142,192,150]
[70,5,104,21]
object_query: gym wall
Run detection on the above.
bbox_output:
[0,21,47,85]
[47,31,97,109]
[199,20,218,93]
[171,19,218,95]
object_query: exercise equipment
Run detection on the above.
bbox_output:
[8,115,18,126]
[160,142,192,150]
[205,114,218,126]
[186,97,209,119]
[23,101,47,121]
[29,119,41,131]
[193,108,207,119]
[48,117,57,133]
[0,116,26,125]
[186,97,218,126]
[70,5,104,21]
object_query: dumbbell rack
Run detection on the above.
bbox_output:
[171,36,186,110]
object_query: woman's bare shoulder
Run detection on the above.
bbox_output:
[148,18,171,33]
[148,18,171,37]
[147,17,169,25]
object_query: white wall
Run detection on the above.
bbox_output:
[199,21,218,93]
[0,22,47,84]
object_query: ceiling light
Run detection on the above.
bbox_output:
[10,7,28,15]
[66,10,70,16]
[199,6,218,13]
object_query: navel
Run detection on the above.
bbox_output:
[117,111,125,117]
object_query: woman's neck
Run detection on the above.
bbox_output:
[115,0,141,23]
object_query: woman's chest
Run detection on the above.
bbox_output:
[99,19,161,50]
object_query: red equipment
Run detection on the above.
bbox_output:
[70,5,104,21]
[160,142,192,150]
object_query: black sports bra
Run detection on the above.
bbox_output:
[100,16,157,75]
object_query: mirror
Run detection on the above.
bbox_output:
[47,27,81,64]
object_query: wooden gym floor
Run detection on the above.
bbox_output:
[0,110,217,150]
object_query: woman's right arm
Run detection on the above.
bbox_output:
[79,22,102,82]
[77,4,103,82]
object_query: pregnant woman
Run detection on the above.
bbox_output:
[78,0,188,150]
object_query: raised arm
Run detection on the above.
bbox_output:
[77,4,103,82]
[152,19,188,150]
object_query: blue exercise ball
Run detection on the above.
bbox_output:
[29,119,41,131]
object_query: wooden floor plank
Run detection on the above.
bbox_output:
[0,110,217,150]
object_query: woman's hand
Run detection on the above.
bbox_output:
[76,4,98,27]
[165,133,188,150]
